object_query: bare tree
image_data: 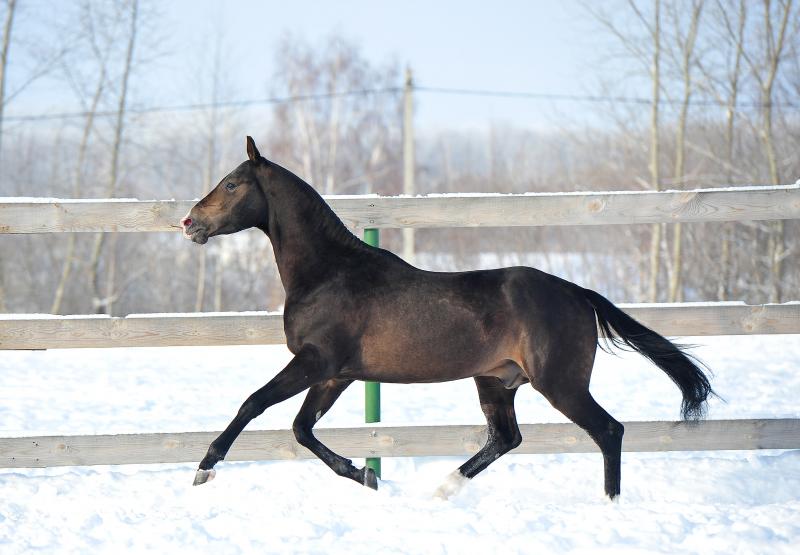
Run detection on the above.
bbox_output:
[88,0,138,314]
[267,34,401,197]
[646,0,663,302]
[666,0,704,302]
[583,0,800,304]
[193,35,223,312]
[741,0,794,302]
[0,0,16,311]
[584,0,666,302]
[0,0,16,168]
[51,1,111,314]
[695,0,748,300]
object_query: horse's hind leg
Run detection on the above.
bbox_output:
[538,386,624,499]
[435,376,521,499]
[292,379,378,489]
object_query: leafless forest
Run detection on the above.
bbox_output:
[0,0,798,316]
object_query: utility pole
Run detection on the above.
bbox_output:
[402,67,415,265]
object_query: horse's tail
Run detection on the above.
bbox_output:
[582,288,714,421]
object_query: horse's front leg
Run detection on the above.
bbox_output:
[193,345,331,485]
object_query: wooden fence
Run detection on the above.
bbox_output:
[2,420,798,469]
[2,184,799,232]
[1,303,799,350]
[1,185,799,468]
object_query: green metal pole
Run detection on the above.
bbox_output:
[363,228,381,478]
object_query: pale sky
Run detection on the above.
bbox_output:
[161,0,611,131]
[6,0,627,133]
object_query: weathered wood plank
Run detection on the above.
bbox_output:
[1,303,797,350]
[0,199,194,234]
[0,313,286,349]
[333,186,800,229]
[621,302,800,336]
[1,419,797,468]
[2,185,798,233]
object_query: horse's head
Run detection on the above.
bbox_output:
[181,136,269,244]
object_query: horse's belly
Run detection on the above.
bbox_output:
[355,313,513,383]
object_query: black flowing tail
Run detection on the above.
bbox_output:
[582,288,714,421]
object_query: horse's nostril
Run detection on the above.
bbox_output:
[182,217,192,227]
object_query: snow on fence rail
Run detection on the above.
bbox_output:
[1,184,799,233]
[2,419,799,469]
[1,302,799,350]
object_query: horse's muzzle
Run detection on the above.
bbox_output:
[181,216,209,244]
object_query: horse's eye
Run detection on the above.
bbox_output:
[225,182,238,192]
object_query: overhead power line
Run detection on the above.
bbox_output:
[4,84,798,123]
[415,86,800,109]
[3,87,404,122]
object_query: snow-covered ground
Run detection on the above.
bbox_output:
[1,335,799,554]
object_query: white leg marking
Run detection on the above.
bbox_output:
[315,410,322,422]
[433,470,469,500]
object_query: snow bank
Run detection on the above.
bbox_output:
[0,336,799,553]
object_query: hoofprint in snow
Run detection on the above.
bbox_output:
[1,335,799,554]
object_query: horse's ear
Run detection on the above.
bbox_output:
[246,136,262,163]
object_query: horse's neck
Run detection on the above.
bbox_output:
[265,176,363,294]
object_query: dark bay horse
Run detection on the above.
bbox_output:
[181,137,713,499]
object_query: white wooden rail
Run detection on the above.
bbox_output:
[1,302,798,350]
[1,185,799,233]
[1,419,798,469]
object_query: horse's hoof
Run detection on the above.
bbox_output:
[362,467,378,490]
[193,468,216,486]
